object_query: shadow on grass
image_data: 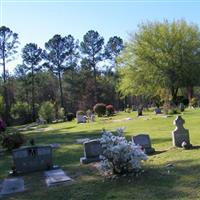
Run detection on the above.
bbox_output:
[152,137,171,144]
[5,159,200,200]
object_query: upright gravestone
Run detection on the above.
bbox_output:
[132,134,155,154]
[12,145,53,173]
[80,139,102,164]
[155,107,161,114]
[76,115,87,123]
[172,116,191,147]
[137,106,143,116]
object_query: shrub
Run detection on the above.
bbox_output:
[168,107,181,115]
[39,101,55,123]
[57,107,65,120]
[86,109,92,117]
[1,133,26,151]
[11,102,32,124]
[106,105,115,116]
[93,103,106,117]
[66,113,74,121]
[99,129,147,175]
[76,110,85,116]
[0,118,6,133]
[190,97,198,107]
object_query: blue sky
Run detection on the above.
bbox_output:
[1,0,200,71]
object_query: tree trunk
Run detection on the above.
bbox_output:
[187,86,193,101]
[31,66,36,121]
[171,86,178,104]
[92,60,98,104]
[2,39,10,124]
[58,71,64,108]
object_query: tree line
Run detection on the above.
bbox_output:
[1,19,200,125]
[0,27,123,124]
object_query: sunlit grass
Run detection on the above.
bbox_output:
[1,108,200,199]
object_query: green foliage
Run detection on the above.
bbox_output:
[57,107,65,120]
[117,20,200,102]
[93,103,106,117]
[1,132,26,151]
[0,96,5,116]
[39,101,55,123]
[189,97,198,107]
[11,102,31,124]
[163,102,181,115]
[76,110,85,116]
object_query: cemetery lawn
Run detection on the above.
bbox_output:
[1,109,200,200]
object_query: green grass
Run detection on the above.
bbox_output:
[1,108,200,200]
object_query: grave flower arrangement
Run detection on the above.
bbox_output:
[99,128,147,175]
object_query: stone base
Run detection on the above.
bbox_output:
[80,157,100,164]
[144,147,155,155]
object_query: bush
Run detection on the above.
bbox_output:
[106,105,115,116]
[0,118,6,133]
[190,97,198,107]
[57,107,65,120]
[66,113,74,121]
[1,133,26,151]
[76,110,85,116]
[39,101,55,123]
[168,107,181,115]
[93,103,106,117]
[99,129,147,175]
[11,102,32,124]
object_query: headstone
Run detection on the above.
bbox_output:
[76,138,90,144]
[12,145,53,173]
[155,107,161,114]
[76,115,87,123]
[132,134,155,155]
[172,116,191,147]
[90,114,95,122]
[179,103,185,112]
[80,139,103,164]
[137,106,143,116]
[44,169,72,187]
[0,178,25,195]
[49,143,61,149]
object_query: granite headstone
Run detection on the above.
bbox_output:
[132,134,155,154]
[80,139,102,164]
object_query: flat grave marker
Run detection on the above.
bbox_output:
[0,177,25,195]
[44,169,72,187]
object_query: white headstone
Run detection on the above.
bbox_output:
[172,116,190,147]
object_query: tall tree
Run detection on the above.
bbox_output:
[117,20,200,103]
[22,43,42,121]
[104,36,123,73]
[0,26,19,122]
[80,30,104,103]
[44,34,73,109]
[63,35,79,112]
